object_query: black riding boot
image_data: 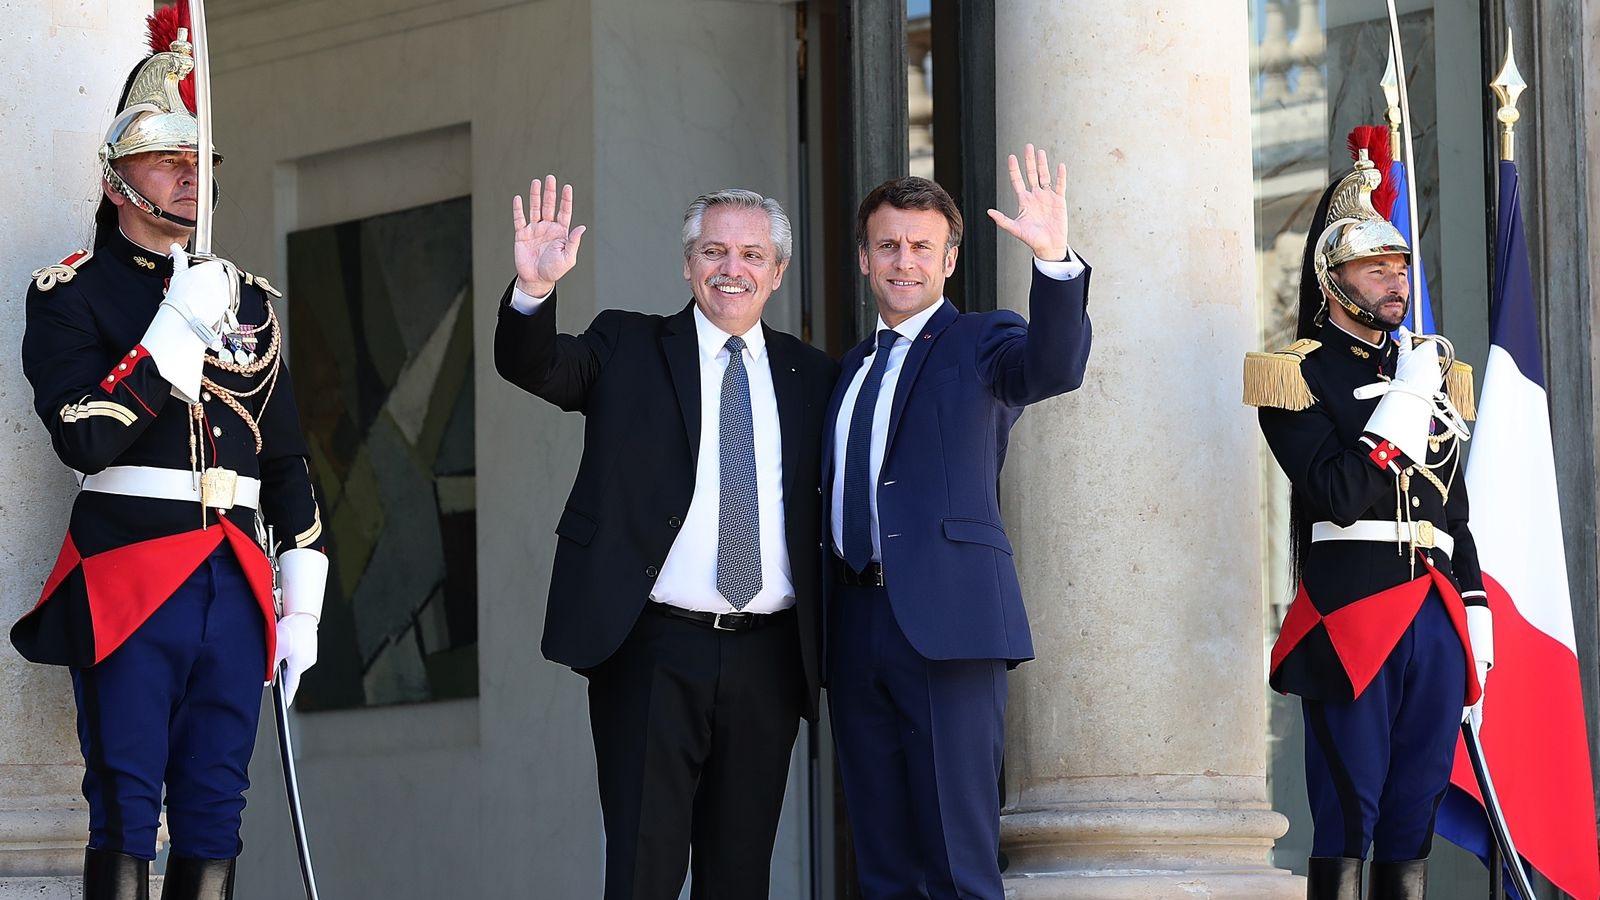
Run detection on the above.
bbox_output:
[1368,858,1427,899]
[1307,856,1364,900]
[83,847,149,900]
[159,856,236,900]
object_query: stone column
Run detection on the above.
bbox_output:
[0,2,152,897]
[994,2,1301,897]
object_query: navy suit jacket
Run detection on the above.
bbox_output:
[821,262,1092,663]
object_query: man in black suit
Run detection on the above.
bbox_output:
[495,176,837,899]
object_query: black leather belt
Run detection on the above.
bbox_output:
[836,560,885,587]
[647,603,791,632]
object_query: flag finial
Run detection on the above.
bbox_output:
[1380,46,1402,159]
[1491,30,1528,162]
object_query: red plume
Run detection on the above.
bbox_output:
[145,3,195,113]
[1346,125,1397,219]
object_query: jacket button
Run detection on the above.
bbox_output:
[646,565,659,577]
[668,516,682,528]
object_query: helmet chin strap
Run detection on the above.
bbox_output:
[103,161,199,230]
[1326,272,1406,333]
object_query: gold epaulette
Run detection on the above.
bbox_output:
[243,271,281,298]
[1446,359,1476,421]
[1243,339,1320,410]
[31,248,93,292]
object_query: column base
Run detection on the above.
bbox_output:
[1002,805,1302,899]
[0,804,87,877]
[1005,870,1302,899]
[0,877,163,899]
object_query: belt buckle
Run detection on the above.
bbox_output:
[712,613,737,632]
[200,467,238,510]
[1414,520,1436,548]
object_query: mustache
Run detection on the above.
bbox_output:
[706,274,755,292]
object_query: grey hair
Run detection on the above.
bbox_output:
[681,189,793,263]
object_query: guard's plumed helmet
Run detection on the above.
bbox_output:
[98,4,219,228]
[1296,126,1411,337]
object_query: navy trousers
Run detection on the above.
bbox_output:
[71,547,267,860]
[1302,590,1467,862]
[828,582,1007,900]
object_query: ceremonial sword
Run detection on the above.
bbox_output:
[264,523,322,899]
[1461,719,1538,899]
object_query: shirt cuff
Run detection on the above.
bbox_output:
[509,284,552,315]
[1033,248,1084,281]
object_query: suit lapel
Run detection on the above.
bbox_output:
[764,324,806,501]
[660,302,701,459]
[882,300,958,457]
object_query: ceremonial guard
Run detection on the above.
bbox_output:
[11,8,326,898]
[1245,132,1492,900]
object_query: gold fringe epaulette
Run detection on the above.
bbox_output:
[31,248,93,292]
[1446,359,1476,421]
[243,271,281,298]
[1243,339,1320,410]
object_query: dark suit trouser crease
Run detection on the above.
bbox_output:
[587,606,805,900]
[828,583,1007,900]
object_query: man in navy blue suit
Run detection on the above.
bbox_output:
[823,146,1092,899]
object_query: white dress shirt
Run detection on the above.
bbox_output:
[829,254,1084,560]
[511,287,794,612]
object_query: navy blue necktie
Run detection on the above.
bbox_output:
[842,330,899,573]
[716,335,762,610]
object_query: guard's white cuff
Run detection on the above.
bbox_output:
[509,284,553,315]
[279,547,328,621]
[140,303,209,403]
[1033,248,1085,281]
[1467,604,1494,671]
[1364,389,1433,463]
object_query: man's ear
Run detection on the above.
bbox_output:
[943,245,960,278]
[771,258,788,291]
[102,179,125,208]
[858,246,870,276]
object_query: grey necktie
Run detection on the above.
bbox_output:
[716,335,762,610]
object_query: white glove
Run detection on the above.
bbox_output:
[273,548,328,707]
[140,244,231,403]
[1462,605,1494,727]
[1393,328,1446,394]
[1363,328,1441,464]
[274,613,319,707]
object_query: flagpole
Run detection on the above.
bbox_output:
[1490,30,1527,165]
[1380,1,1425,333]
[1483,39,1530,900]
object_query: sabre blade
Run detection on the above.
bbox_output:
[1462,721,1538,899]
[274,669,321,900]
[1381,1,1425,333]
[188,0,214,256]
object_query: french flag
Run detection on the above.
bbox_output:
[1434,158,1600,898]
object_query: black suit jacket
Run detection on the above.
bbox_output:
[494,281,838,717]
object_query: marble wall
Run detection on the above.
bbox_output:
[0,2,154,895]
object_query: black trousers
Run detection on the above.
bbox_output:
[586,605,805,900]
